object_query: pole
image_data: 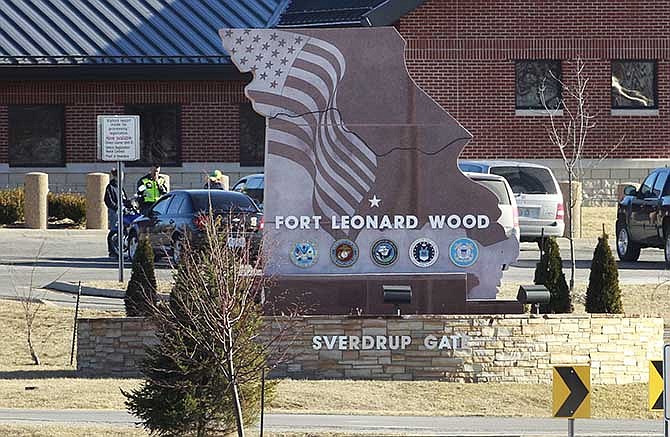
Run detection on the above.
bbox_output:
[117,161,124,282]
[260,367,265,437]
[69,281,82,366]
[568,418,574,437]
[665,419,668,437]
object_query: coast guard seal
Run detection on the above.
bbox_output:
[449,237,479,267]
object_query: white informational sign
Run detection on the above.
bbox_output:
[97,115,140,161]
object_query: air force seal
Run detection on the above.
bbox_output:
[371,239,398,267]
[290,241,318,268]
[409,238,438,268]
[330,239,359,267]
[449,238,479,267]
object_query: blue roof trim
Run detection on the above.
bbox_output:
[0,0,287,65]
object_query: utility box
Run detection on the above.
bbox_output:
[516,285,550,305]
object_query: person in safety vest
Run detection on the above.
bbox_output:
[136,164,168,216]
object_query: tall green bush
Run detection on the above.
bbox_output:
[534,237,573,313]
[586,231,623,313]
[48,192,86,224]
[0,188,24,225]
[125,236,158,317]
[124,217,274,436]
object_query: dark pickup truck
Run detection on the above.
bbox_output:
[616,167,670,265]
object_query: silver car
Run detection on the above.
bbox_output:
[460,161,565,242]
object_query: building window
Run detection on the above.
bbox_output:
[8,105,65,167]
[611,60,657,109]
[239,103,265,167]
[515,60,562,110]
[125,104,180,166]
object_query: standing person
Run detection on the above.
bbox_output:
[136,164,168,216]
[104,168,127,258]
[203,169,226,190]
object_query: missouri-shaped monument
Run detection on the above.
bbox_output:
[220,27,519,314]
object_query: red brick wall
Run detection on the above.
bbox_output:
[398,0,670,159]
[0,106,7,163]
[0,80,247,164]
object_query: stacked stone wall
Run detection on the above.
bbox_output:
[78,314,663,384]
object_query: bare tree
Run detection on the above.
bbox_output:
[9,239,68,365]
[125,213,302,437]
[540,57,622,291]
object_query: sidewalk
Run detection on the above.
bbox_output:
[0,409,662,436]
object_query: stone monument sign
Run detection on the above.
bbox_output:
[220,27,519,314]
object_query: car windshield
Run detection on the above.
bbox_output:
[491,166,557,194]
[476,179,511,205]
[191,192,258,213]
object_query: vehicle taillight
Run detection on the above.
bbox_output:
[193,214,207,230]
[556,202,564,221]
[259,216,264,231]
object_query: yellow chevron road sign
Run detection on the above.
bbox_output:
[649,360,663,410]
[553,366,590,418]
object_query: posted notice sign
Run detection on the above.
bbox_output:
[97,115,140,161]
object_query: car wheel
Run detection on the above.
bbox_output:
[616,221,640,262]
[128,232,139,261]
[108,231,119,257]
[172,234,184,265]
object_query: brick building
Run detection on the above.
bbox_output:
[0,0,667,203]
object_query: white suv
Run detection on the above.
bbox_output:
[460,161,564,242]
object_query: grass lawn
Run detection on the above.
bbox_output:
[580,206,616,238]
[0,425,358,437]
[0,425,147,437]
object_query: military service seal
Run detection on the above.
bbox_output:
[290,241,318,268]
[371,238,398,267]
[330,239,359,267]
[449,237,479,267]
[409,238,439,268]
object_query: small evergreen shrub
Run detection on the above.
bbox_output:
[48,192,86,224]
[534,237,573,313]
[0,188,24,225]
[586,231,623,313]
[125,236,158,317]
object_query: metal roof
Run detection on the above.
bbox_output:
[277,0,425,28]
[0,0,290,65]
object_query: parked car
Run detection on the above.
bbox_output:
[616,167,670,266]
[128,190,263,263]
[459,160,564,242]
[465,172,520,243]
[465,172,520,270]
[231,173,264,211]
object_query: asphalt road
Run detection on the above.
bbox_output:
[0,229,668,309]
[506,238,669,285]
[0,409,662,436]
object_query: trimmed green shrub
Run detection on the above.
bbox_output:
[125,236,158,317]
[48,192,86,224]
[534,236,573,313]
[586,231,623,313]
[0,188,24,225]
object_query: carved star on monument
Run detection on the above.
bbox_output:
[369,195,381,208]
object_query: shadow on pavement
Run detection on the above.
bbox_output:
[1,257,173,270]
